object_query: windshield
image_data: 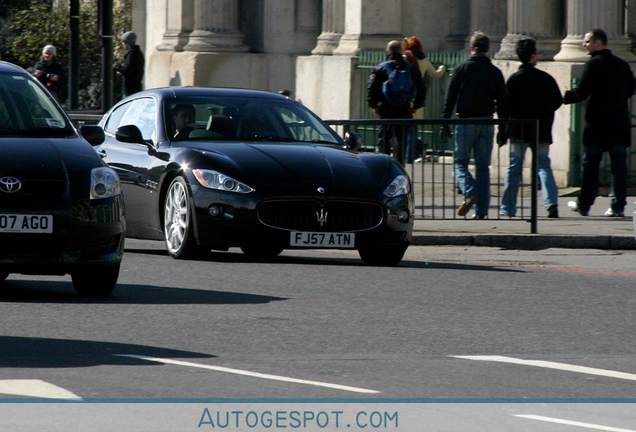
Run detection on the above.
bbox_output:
[0,72,71,136]
[164,96,341,145]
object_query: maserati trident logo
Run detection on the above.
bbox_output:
[316,209,328,227]
[0,176,21,193]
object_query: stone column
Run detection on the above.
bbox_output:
[495,0,563,60]
[184,0,248,52]
[333,0,403,55]
[467,0,507,53]
[157,0,194,51]
[312,0,345,55]
[554,0,636,61]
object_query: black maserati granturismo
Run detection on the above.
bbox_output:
[98,87,413,265]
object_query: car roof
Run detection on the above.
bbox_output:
[130,86,291,101]
[0,61,32,75]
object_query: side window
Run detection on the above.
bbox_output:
[124,98,156,141]
[104,101,132,135]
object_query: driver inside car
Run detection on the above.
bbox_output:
[171,103,200,139]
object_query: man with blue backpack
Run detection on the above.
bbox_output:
[367,40,426,164]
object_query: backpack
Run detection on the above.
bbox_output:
[380,62,416,106]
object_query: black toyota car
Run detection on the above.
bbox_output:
[97,87,413,266]
[0,62,125,296]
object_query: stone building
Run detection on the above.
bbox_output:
[135,0,636,187]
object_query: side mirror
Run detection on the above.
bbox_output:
[116,124,146,145]
[343,131,362,151]
[80,125,105,146]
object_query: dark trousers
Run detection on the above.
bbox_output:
[378,124,408,164]
[578,143,627,212]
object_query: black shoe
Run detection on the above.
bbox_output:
[547,205,559,218]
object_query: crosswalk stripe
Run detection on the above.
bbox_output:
[452,355,636,381]
[0,380,80,399]
[118,354,381,394]
[515,414,636,432]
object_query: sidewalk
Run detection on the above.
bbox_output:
[412,195,636,250]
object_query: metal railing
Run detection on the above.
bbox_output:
[70,111,540,231]
[327,118,540,233]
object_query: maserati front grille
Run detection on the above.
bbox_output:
[258,199,384,232]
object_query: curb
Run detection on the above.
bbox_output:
[411,234,636,250]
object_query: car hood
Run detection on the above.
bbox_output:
[0,139,70,180]
[195,143,400,198]
[0,138,102,198]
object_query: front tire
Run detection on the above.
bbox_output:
[71,264,120,297]
[164,176,205,259]
[358,244,408,266]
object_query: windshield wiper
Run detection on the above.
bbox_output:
[309,139,338,144]
[259,136,297,142]
[0,126,73,137]
[233,135,297,142]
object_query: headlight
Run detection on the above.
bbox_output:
[90,167,121,199]
[384,174,410,197]
[193,169,254,193]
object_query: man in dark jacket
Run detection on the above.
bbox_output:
[500,38,563,218]
[442,32,509,219]
[564,28,636,217]
[367,40,426,164]
[115,31,145,98]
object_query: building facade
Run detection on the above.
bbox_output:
[135,0,636,187]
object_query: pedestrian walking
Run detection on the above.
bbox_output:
[367,40,426,164]
[442,31,509,219]
[564,29,636,217]
[500,38,563,218]
[403,36,447,163]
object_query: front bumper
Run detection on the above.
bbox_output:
[190,187,413,251]
[0,196,125,275]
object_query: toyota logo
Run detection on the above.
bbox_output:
[0,176,21,193]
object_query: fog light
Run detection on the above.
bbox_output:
[397,209,410,222]
[209,205,222,217]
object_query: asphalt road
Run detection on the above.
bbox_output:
[2,241,636,429]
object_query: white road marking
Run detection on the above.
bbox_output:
[0,380,80,399]
[515,414,636,432]
[117,354,380,394]
[451,355,636,381]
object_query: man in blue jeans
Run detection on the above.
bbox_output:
[442,32,509,219]
[564,29,636,217]
[500,39,563,218]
